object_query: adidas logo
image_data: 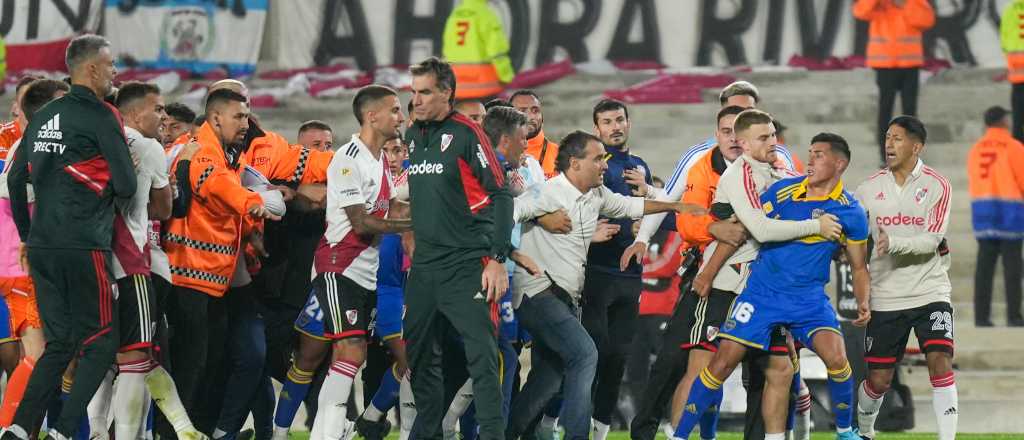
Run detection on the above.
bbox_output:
[836,403,849,410]
[685,403,697,414]
[38,114,63,140]
[875,191,885,200]
[944,407,957,415]
[473,292,485,300]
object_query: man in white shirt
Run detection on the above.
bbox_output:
[505,130,704,440]
[854,116,957,440]
[308,85,412,440]
[101,81,205,440]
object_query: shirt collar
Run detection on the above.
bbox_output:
[350,134,382,161]
[70,84,99,101]
[605,145,630,160]
[792,177,845,201]
[552,173,587,201]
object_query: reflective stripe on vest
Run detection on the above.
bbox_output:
[170,265,230,285]
[165,233,237,255]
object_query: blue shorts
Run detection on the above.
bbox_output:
[719,287,841,351]
[498,281,518,343]
[376,285,404,342]
[0,296,12,343]
[294,287,328,341]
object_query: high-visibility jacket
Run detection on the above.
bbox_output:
[853,0,935,69]
[524,130,558,179]
[1002,0,1024,83]
[443,0,515,99]
[241,124,333,185]
[967,127,1024,239]
[164,122,263,297]
[0,121,21,170]
[676,147,728,251]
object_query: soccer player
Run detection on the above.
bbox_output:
[307,84,411,439]
[671,111,864,440]
[403,56,512,440]
[0,78,68,430]
[854,116,957,440]
[297,120,335,152]
[4,35,138,440]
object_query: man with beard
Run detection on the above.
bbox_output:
[511,90,558,179]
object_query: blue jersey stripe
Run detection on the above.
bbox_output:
[665,137,714,193]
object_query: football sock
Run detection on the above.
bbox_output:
[365,364,402,421]
[826,362,854,431]
[274,363,314,429]
[930,372,958,440]
[0,356,35,426]
[857,380,885,438]
[310,360,359,440]
[113,359,153,440]
[673,368,724,439]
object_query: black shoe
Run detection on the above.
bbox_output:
[355,416,392,440]
[237,429,255,440]
[976,320,995,327]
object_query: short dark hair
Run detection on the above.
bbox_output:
[15,75,41,94]
[716,105,747,124]
[455,99,484,111]
[888,115,927,144]
[592,99,629,125]
[205,89,247,114]
[482,107,527,150]
[984,106,1010,127]
[353,84,398,125]
[810,132,851,161]
[115,81,161,111]
[509,89,541,105]
[410,57,456,102]
[21,79,71,122]
[773,118,788,136]
[556,130,603,172]
[65,34,111,72]
[298,119,333,136]
[733,109,774,135]
[165,102,196,125]
[719,81,759,105]
[484,98,512,111]
[194,114,207,126]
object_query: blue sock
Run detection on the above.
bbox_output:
[74,414,90,440]
[827,363,854,430]
[273,364,315,429]
[786,370,801,431]
[460,403,478,440]
[369,365,402,412]
[674,368,725,439]
[499,338,517,419]
[698,393,722,440]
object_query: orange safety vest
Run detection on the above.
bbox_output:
[524,130,559,179]
[1002,1,1024,83]
[163,122,263,297]
[242,128,333,184]
[853,0,935,69]
[676,148,723,252]
[0,120,22,163]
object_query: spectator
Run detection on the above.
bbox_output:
[443,0,515,100]
[1001,0,1024,141]
[968,106,1024,327]
[853,0,935,164]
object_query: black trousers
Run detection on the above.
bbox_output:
[12,249,119,437]
[626,314,669,403]
[1013,83,1024,142]
[875,67,920,160]
[165,286,229,434]
[974,239,1024,323]
[581,269,642,426]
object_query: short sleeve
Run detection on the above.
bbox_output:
[327,154,366,209]
[759,181,782,217]
[841,203,871,244]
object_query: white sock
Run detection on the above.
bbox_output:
[271,425,290,440]
[212,428,228,439]
[857,380,885,437]
[113,359,152,440]
[311,360,360,440]
[592,420,610,440]
[87,368,115,440]
[145,364,198,433]
[794,387,811,440]
[134,389,153,440]
[931,372,958,440]
[363,403,385,422]
[765,433,784,440]
[399,374,416,440]
[443,380,474,440]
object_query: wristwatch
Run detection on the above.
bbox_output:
[491,253,508,264]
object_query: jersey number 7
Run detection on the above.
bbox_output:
[456,21,470,45]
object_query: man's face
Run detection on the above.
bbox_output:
[504,124,530,165]
[12,85,30,126]
[134,93,167,140]
[368,95,406,141]
[383,138,408,176]
[737,123,777,164]
[806,142,844,187]
[91,47,118,97]
[571,140,609,189]
[298,128,334,152]
[724,94,756,108]
[511,94,544,139]
[594,108,629,149]
[162,117,193,147]
[456,101,485,125]
[211,100,250,147]
[884,124,922,170]
[715,114,743,161]
[411,74,451,122]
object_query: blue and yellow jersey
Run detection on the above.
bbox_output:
[747,176,869,295]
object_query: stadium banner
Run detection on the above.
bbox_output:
[265,0,1009,72]
[104,0,268,76]
[1,0,103,73]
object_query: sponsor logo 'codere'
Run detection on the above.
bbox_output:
[408,160,445,175]
[876,213,925,226]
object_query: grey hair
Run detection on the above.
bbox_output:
[66,35,112,73]
[718,80,760,105]
[482,107,527,149]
